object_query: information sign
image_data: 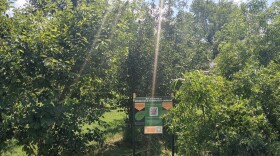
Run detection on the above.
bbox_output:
[133,97,173,134]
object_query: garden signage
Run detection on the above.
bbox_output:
[133,97,173,134]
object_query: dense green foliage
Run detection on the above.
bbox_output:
[169,68,279,155]
[0,0,133,155]
[0,0,279,155]
[167,0,280,155]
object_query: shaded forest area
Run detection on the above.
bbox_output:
[1,0,279,155]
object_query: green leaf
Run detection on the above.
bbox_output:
[52,59,58,63]
[195,109,203,115]
[135,111,145,121]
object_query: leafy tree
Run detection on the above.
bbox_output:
[0,0,15,150]
[1,0,133,155]
[168,1,280,154]
[168,70,278,155]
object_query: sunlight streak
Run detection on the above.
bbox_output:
[78,1,129,78]
[151,0,164,98]
[60,1,130,100]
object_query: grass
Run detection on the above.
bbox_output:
[82,109,126,144]
[91,109,174,156]
[1,109,174,156]
[86,109,133,155]
[1,109,126,156]
[101,109,126,142]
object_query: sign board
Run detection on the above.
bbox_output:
[133,97,173,134]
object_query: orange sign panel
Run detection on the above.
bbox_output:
[134,103,145,111]
[144,126,163,134]
[162,102,173,110]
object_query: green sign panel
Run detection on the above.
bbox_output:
[133,97,173,134]
[145,101,162,126]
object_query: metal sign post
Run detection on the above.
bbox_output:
[132,94,174,155]
[132,93,136,156]
[171,93,175,156]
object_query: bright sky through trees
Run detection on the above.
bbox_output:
[11,0,278,8]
